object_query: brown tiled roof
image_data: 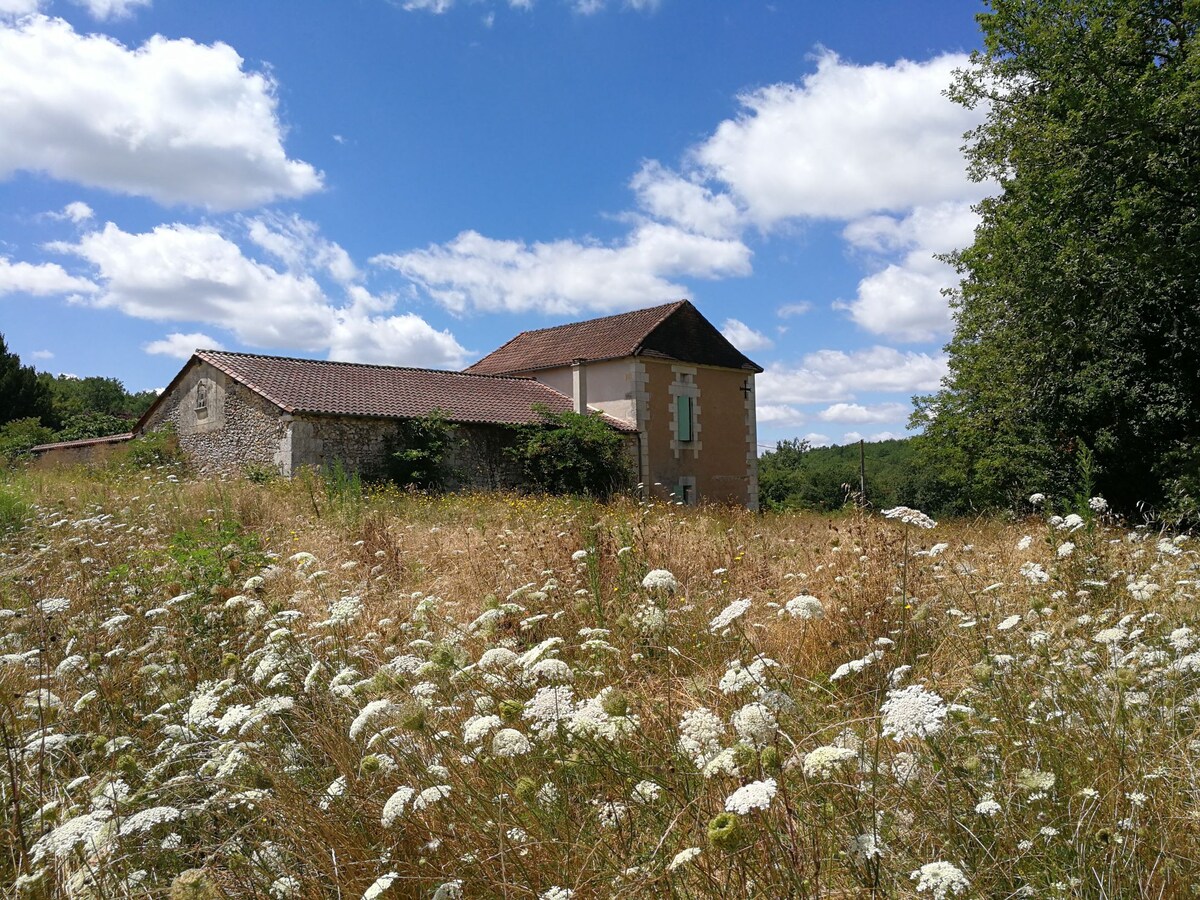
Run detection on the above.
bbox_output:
[154,350,636,431]
[465,300,763,375]
[31,433,134,453]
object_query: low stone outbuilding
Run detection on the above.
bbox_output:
[33,301,763,507]
[130,350,637,488]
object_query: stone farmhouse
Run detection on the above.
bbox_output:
[35,301,763,507]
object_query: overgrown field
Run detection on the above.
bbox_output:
[2,464,1199,898]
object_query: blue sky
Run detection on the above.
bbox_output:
[0,0,990,450]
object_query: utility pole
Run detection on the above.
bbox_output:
[858,439,867,507]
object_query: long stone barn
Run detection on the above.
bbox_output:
[34,301,763,507]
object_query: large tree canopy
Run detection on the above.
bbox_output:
[0,334,53,427]
[917,0,1200,519]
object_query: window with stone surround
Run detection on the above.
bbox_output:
[195,380,208,412]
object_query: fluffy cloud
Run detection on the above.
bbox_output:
[816,401,911,424]
[695,51,984,225]
[52,220,469,369]
[50,201,95,223]
[835,200,978,341]
[758,346,947,406]
[0,16,322,209]
[72,0,151,20]
[721,318,772,352]
[631,161,742,239]
[0,0,41,17]
[0,257,96,296]
[374,223,751,315]
[144,332,225,359]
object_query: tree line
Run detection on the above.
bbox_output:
[0,334,157,458]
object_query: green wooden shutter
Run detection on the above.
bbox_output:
[677,395,693,442]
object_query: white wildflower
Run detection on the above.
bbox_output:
[118,806,180,836]
[1089,496,1108,512]
[381,787,415,827]
[362,873,399,900]
[911,861,970,898]
[975,795,1001,816]
[667,847,701,871]
[1016,535,1033,550]
[1057,541,1075,558]
[522,685,576,736]
[350,699,395,742]
[709,598,751,633]
[678,707,724,767]
[463,714,502,745]
[492,728,532,757]
[412,785,451,812]
[732,702,777,747]
[724,778,776,814]
[881,685,948,742]
[539,888,574,900]
[1019,561,1049,584]
[1028,493,1045,506]
[882,506,936,528]
[641,569,679,592]
[631,780,661,803]
[781,594,823,619]
[997,614,1022,632]
[478,647,519,671]
[35,597,70,615]
[801,746,857,779]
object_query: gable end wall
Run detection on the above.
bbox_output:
[142,361,288,472]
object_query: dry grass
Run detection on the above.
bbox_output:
[2,464,1199,898]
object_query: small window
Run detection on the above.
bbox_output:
[676,395,694,442]
[195,381,208,411]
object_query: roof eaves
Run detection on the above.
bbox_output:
[194,350,296,414]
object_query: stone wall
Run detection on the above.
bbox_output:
[297,416,528,490]
[143,361,287,473]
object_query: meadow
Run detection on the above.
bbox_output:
[2,461,1198,898]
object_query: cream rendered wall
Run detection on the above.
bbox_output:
[532,359,637,425]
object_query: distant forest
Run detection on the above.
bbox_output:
[758,437,960,517]
[0,334,156,457]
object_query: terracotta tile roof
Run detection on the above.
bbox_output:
[31,433,134,453]
[178,350,636,431]
[465,300,763,375]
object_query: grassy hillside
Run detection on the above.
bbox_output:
[2,463,1199,897]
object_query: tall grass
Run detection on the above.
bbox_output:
[1,468,1198,897]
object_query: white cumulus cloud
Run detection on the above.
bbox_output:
[374,223,751,316]
[0,256,96,296]
[143,332,225,359]
[817,401,911,424]
[695,51,984,225]
[631,161,742,239]
[52,219,469,369]
[0,16,322,209]
[72,0,151,20]
[758,346,947,406]
[835,200,978,342]
[720,318,773,352]
[0,0,41,17]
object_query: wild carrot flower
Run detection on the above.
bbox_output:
[678,708,724,767]
[709,598,751,633]
[881,685,948,741]
[802,746,857,779]
[724,778,776,814]
[910,861,969,898]
[381,786,415,826]
[668,847,701,871]
[882,506,936,529]
[362,873,399,900]
[492,728,532,757]
[732,702,777,746]
[413,785,451,812]
[641,569,679,592]
[781,594,823,619]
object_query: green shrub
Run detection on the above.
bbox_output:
[382,410,460,490]
[507,406,634,500]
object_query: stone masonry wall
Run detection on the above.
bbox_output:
[143,362,286,473]
[298,416,528,490]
